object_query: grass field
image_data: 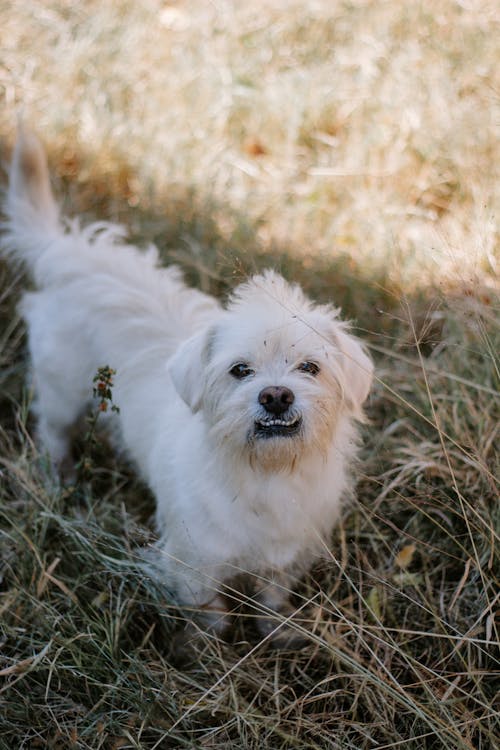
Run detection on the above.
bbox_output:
[0,1,499,748]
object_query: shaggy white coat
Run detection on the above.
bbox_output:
[3,131,373,628]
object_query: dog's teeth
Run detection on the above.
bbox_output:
[257,417,299,428]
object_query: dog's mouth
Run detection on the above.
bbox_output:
[254,414,302,439]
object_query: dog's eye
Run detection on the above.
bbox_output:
[297,361,320,376]
[229,363,255,379]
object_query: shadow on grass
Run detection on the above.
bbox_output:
[0,131,410,314]
[1,136,497,749]
[0,133,442,455]
[0,132,464,529]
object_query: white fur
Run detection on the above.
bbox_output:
[2,131,373,627]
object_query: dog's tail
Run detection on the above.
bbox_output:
[2,126,61,270]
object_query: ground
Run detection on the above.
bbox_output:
[0,2,498,748]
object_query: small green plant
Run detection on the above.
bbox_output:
[92,365,120,415]
[76,365,119,480]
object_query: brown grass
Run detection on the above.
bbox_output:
[0,2,498,748]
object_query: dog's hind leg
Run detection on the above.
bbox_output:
[36,410,75,475]
[33,371,88,478]
[22,293,94,477]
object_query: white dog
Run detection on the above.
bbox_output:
[3,130,373,646]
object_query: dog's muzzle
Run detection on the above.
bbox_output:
[253,385,302,438]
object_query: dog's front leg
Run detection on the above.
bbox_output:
[156,547,232,664]
[169,563,232,632]
[253,574,310,650]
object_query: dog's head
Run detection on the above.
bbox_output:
[168,271,373,472]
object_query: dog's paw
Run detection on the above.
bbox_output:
[168,623,202,668]
[255,611,310,650]
[168,597,232,667]
[168,619,230,668]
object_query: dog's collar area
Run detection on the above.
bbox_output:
[254,415,302,438]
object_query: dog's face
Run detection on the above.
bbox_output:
[168,272,373,472]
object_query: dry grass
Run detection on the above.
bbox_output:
[0,1,498,748]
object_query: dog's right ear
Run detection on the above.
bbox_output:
[331,325,374,419]
[167,328,213,412]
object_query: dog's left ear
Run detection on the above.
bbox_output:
[332,325,374,418]
[167,328,213,412]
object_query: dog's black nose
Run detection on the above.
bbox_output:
[258,386,295,415]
